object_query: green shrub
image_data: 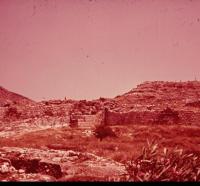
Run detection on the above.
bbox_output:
[44,109,54,116]
[69,117,78,128]
[93,125,117,141]
[155,107,180,124]
[4,107,21,120]
[124,139,200,181]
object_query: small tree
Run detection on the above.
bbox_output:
[69,116,78,128]
[4,107,21,121]
[155,107,180,124]
[44,109,54,117]
[93,124,117,141]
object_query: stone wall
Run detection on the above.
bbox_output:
[105,110,158,125]
[1,104,200,127]
[178,111,200,125]
[105,109,200,126]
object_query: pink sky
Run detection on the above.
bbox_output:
[0,0,200,101]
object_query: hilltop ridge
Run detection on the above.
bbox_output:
[113,80,200,112]
[0,86,35,106]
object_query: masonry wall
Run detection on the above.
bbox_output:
[105,110,158,125]
[1,105,200,127]
[178,111,200,125]
[105,110,200,126]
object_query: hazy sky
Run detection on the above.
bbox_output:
[0,0,200,101]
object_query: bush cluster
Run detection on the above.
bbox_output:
[4,107,21,120]
[93,125,117,141]
[123,140,200,181]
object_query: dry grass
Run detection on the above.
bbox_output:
[0,124,200,162]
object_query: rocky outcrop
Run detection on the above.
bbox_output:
[0,147,126,181]
[114,81,200,112]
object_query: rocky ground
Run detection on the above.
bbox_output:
[0,147,126,181]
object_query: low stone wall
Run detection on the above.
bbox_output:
[105,109,200,126]
[178,111,200,125]
[105,110,158,125]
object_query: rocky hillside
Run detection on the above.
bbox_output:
[112,81,200,112]
[0,86,34,107]
[1,81,200,125]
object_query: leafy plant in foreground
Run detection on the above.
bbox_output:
[124,139,200,182]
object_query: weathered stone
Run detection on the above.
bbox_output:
[0,147,126,181]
